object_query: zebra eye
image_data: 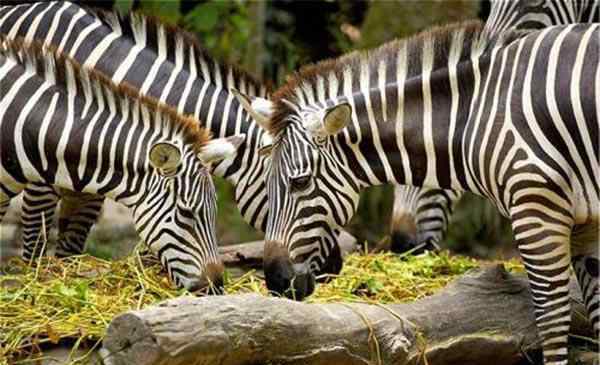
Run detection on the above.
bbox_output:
[290,175,311,192]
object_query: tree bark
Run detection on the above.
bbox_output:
[101,265,594,365]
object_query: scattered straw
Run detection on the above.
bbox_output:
[0,248,522,364]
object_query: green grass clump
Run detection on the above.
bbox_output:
[0,249,521,364]
[309,251,481,304]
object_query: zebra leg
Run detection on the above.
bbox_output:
[573,255,599,335]
[511,203,573,365]
[413,188,461,253]
[0,184,20,262]
[571,225,599,335]
[389,185,460,254]
[55,191,104,257]
[0,198,9,223]
[389,185,419,253]
[20,183,59,261]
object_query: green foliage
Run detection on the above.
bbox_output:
[52,281,90,311]
[113,0,134,14]
[212,177,263,244]
[265,6,303,84]
[347,185,395,245]
[183,0,250,63]
[444,194,513,258]
[136,0,181,25]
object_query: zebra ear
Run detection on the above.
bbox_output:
[231,89,273,131]
[322,103,352,135]
[305,103,352,137]
[198,134,245,165]
[149,142,182,176]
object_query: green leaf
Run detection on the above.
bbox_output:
[113,0,134,13]
[137,0,181,25]
[185,2,220,32]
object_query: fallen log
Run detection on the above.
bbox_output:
[101,265,594,365]
[218,230,359,268]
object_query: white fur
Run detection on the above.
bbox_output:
[198,134,245,164]
[231,89,273,130]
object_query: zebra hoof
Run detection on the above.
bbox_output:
[389,231,418,254]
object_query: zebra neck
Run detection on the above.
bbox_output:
[337,52,479,191]
[0,2,266,180]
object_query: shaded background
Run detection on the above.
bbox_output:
[1,0,515,264]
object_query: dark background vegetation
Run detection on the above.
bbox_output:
[76,0,512,259]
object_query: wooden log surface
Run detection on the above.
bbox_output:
[101,265,594,365]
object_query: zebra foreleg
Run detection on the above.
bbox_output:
[512,202,573,365]
[55,192,104,257]
[413,188,461,252]
[20,183,59,261]
[389,186,460,254]
[389,185,419,253]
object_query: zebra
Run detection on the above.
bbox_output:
[235,21,599,364]
[0,2,274,259]
[0,37,244,292]
[389,0,600,254]
[485,0,599,41]
[0,1,359,278]
[0,2,473,272]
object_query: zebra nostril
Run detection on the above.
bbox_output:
[264,256,315,301]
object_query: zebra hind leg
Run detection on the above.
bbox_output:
[511,200,573,365]
[55,192,104,257]
[573,254,599,336]
[571,224,599,336]
[20,183,59,261]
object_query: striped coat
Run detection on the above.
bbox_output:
[0,38,242,291]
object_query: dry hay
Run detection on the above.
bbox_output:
[0,247,523,364]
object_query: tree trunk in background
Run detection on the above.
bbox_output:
[358,0,480,49]
[102,265,594,365]
[244,0,266,81]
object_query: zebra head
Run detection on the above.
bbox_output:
[136,135,244,294]
[235,91,360,300]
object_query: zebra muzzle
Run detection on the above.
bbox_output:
[263,241,316,301]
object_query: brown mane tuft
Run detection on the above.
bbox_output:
[269,20,485,135]
[87,7,271,97]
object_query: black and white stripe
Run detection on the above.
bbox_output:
[240,22,599,364]
[0,1,270,258]
[0,38,234,291]
[485,0,599,41]
[389,0,599,254]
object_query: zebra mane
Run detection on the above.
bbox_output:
[268,20,486,135]
[87,7,270,98]
[0,36,211,153]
